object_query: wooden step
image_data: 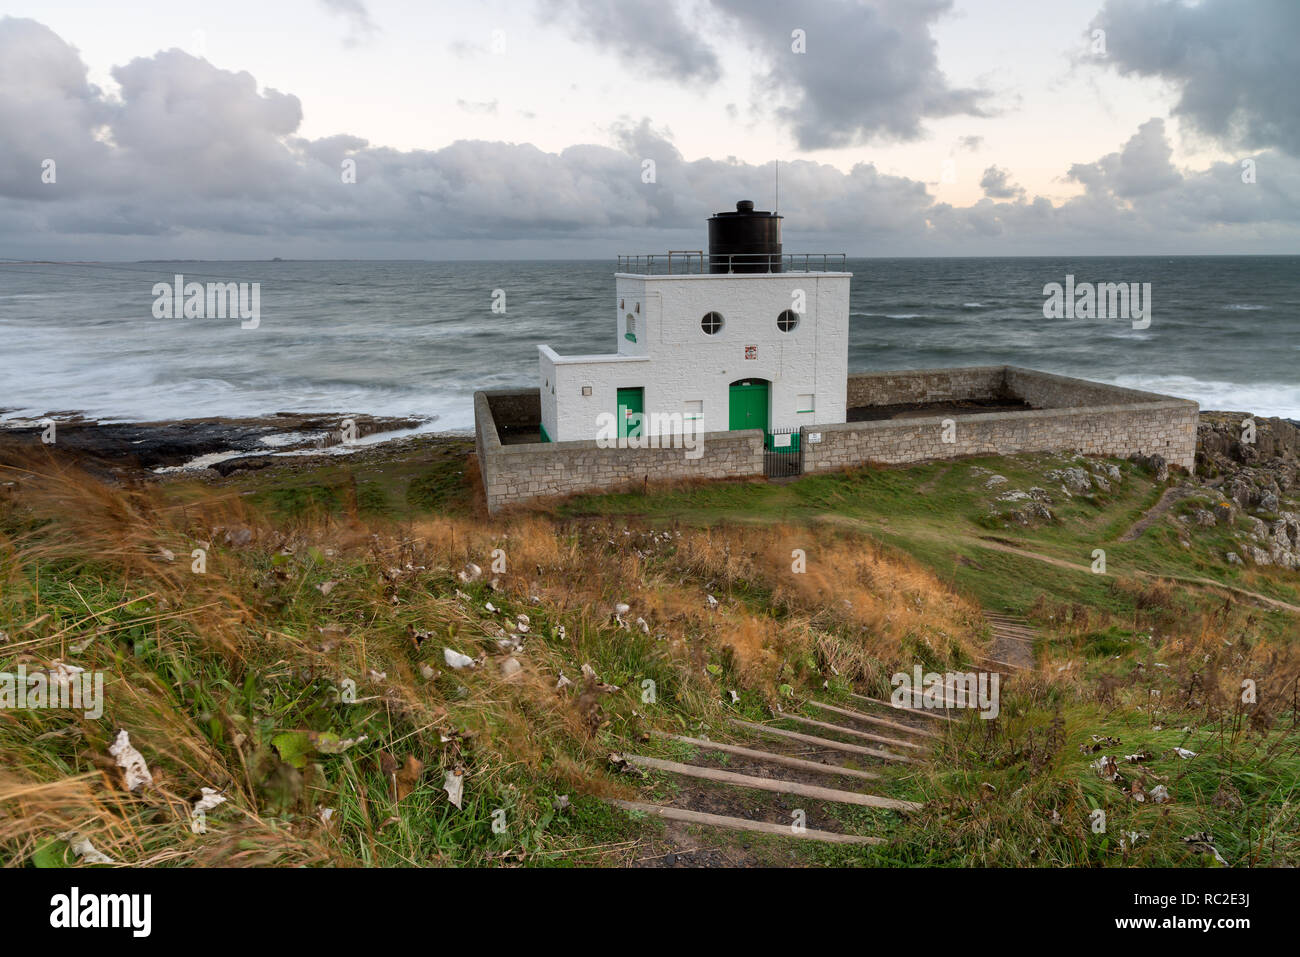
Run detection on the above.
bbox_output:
[849,692,956,722]
[973,655,1021,671]
[785,714,928,752]
[609,800,881,845]
[622,754,921,811]
[652,731,880,781]
[731,719,922,765]
[990,626,1038,637]
[805,700,940,740]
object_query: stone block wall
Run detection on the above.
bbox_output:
[474,368,1199,511]
[807,367,1198,473]
[475,389,764,513]
[845,366,1009,407]
[1004,367,1162,410]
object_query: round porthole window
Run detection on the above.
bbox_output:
[777,309,799,332]
[701,311,724,335]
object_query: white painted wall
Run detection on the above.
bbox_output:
[539,345,652,441]
[539,271,851,442]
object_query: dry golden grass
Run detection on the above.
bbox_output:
[0,449,986,866]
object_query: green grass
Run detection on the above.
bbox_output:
[558,452,1300,632]
[4,443,1296,868]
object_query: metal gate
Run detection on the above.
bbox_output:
[764,427,804,478]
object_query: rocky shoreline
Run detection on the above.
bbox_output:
[0,412,451,476]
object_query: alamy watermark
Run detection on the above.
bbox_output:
[0,663,103,719]
[50,887,150,937]
[594,411,704,460]
[891,665,999,719]
[1043,274,1150,329]
[152,274,260,329]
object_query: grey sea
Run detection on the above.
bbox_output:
[1,256,1297,432]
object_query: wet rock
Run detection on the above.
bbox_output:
[0,412,424,470]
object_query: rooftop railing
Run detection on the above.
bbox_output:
[616,251,848,275]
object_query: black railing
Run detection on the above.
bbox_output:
[616,252,848,275]
[763,427,804,478]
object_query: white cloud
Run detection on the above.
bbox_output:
[2,17,1298,259]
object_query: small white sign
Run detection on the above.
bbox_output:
[807,432,822,443]
[774,433,791,448]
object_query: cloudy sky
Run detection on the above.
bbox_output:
[1,0,1297,259]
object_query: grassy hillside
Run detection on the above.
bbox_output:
[1,443,1296,867]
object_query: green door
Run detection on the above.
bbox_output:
[617,387,644,439]
[728,379,769,433]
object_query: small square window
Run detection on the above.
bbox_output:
[582,385,593,396]
[797,394,815,413]
[684,399,703,420]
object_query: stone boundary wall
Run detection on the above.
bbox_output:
[473,368,1199,512]
[809,366,1198,474]
[846,366,1009,407]
[1004,366,1167,410]
[475,389,764,513]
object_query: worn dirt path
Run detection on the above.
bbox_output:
[1119,486,1197,542]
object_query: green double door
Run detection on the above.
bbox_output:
[616,387,644,439]
[617,381,772,442]
[728,379,769,434]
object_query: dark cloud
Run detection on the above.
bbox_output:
[538,0,722,84]
[1067,118,1182,198]
[110,51,304,198]
[713,0,990,149]
[542,0,989,149]
[979,166,1024,200]
[1,19,1297,259]
[0,17,113,200]
[1091,0,1300,155]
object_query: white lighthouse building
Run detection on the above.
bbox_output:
[537,201,851,449]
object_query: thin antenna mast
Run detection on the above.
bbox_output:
[774,160,779,213]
